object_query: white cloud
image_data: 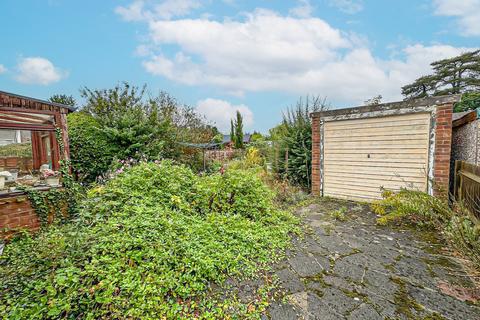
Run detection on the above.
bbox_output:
[15,57,66,85]
[290,0,314,18]
[115,0,201,21]
[328,0,363,14]
[433,0,480,36]
[0,64,6,74]
[196,98,254,132]
[117,4,477,104]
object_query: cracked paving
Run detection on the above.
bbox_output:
[266,199,480,320]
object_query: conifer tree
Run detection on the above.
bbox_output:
[402,50,480,99]
[234,111,244,149]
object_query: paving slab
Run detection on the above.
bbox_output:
[266,198,480,320]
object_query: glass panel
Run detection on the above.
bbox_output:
[0,129,58,194]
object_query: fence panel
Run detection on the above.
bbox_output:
[454,160,480,219]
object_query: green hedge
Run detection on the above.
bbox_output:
[67,112,118,183]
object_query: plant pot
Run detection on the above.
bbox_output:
[46,177,60,186]
[0,176,5,190]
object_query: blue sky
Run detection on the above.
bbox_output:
[0,0,478,133]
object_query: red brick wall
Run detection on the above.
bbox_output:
[433,103,454,197]
[311,116,321,195]
[0,157,33,171]
[0,195,40,237]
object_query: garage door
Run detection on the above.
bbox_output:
[323,113,431,201]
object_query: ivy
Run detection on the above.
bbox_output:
[21,187,68,226]
[0,161,300,319]
[20,128,82,227]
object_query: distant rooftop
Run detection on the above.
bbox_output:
[222,134,252,144]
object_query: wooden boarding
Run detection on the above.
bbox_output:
[454,161,480,220]
[323,113,430,201]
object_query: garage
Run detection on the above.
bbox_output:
[311,96,459,201]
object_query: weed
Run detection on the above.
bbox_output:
[329,206,348,221]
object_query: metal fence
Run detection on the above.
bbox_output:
[454,160,480,219]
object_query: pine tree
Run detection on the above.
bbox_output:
[402,50,480,99]
[234,111,244,149]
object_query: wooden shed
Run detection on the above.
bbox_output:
[310,95,460,202]
[0,91,74,235]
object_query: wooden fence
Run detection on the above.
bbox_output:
[454,160,480,219]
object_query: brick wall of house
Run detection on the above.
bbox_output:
[0,195,41,237]
[311,116,321,195]
[433,103,454,197]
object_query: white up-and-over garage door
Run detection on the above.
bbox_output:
[323,113,431,201]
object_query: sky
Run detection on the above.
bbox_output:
[0,0,479,133]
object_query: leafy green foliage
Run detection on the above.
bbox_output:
[234,111,244,149]
[269,96,327,190]
[0,161,299,319]
[372,189,452,228]
[371,189,480,268]
[454,92,480,113]
[329,206,347,221]
[66,83,217,181]
[67,112,118,183]
[230,119,235,146]
[402,50,480,99]
[49,94,76,107]
[80,83,172,161]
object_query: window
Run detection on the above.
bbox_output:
[0,110,60,194]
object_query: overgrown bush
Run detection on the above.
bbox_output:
[454,92,480,113]
[372,189,452,228]
[269,96,328,190]
[79,83,217,172]
[372,189,480,268]
[0,161,299,319]
[67,112,118,183]
[193,168,274,220]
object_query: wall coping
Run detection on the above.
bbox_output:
[311,95,460,118]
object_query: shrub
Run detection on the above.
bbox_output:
[330,206,347,221]
[269,96,328,190]
[86,160,197,217]
[192,168,274,220]
[371,189,452,228]
[244,146,264,168]
[0,161,299,319]
[371,189,480,268]
[67,112,117,183]
[454,92,480,113]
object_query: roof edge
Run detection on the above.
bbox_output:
[311,95,461,118]
[0,90,77,112]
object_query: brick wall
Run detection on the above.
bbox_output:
[0,195,40,237]
[433,103,454,196]
[0,157,33,171]
[311,115,321,195]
